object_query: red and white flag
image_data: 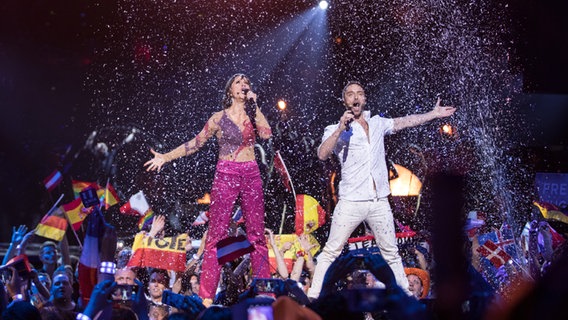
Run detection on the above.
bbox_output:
[273,151,294,195]
[192,211,210,226]
[216,235,254,264]
[476,239,511,268]
[43,170,63,192]
[120,191,151,216]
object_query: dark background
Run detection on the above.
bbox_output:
[1,0,567,243]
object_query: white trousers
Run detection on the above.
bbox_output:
[307,197,411,298]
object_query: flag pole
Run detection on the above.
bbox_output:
[63,213,83,250]
[278,203,287,235]
[34,193,65,234]
[46,194,65,216]
[104,177,110,209]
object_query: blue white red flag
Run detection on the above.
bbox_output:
[216,235,254,264]
[43,170,63,192]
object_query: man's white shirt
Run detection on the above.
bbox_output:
[319,110,394,201]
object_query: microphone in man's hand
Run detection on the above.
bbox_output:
[345,116,355,131]
[345,105,357,131]
[345,115,354,131]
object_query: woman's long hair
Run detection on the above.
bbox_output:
[221,73,258,136]
[221,73,249,109]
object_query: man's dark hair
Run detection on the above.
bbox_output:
[341,81,365,100]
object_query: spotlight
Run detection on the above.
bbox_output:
[439,123,458,139]
[277,99,287,110]
[441,124,453,135]
[319,1,329,10]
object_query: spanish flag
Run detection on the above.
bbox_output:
[101,182,120,209]
[62,197,90,231]
[127,233,189,272]
[35,214,67,241]
[72,180,101,198]
[294,194,326,235]
[533,201,568,224]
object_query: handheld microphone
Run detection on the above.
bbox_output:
[345,103,358,131]
[345,112,354,131]
[242,89,254,104]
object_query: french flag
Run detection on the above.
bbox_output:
[216,235,254,264]
[78,209,104,305]
[43,170,63,192]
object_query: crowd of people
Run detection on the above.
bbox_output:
[1,75,567,319]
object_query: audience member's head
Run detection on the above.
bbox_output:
[196,305,231,320]
[50,271,74,304]
[55,265,74,286]
[148,269,170,302]
[116,247,133,269]
[115,267,137,285]
[39,241,58,267]
[36,272,52,291]
[189,273,200,295]
[148,303,169,320]
[2,300,42,320]
[405,267,430,299]
[273,296,322,320]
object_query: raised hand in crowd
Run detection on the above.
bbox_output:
[15,230,35,256]
[80,280,115,319]
[132,279,150,320]
[185,230,207,276]
[298,233,316,273]
[148,215,166,238]
[99,223,118,282]
[5,267,27,301]
[364,253,397,289]
[265,228,289,279]
[29,270,50,301]
[2,225,28,265]
[319,252,359,298]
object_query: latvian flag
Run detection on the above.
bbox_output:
[476,239,511,268]
[127,233,189,272]
[216,235,254,264]
[43,170,63,192]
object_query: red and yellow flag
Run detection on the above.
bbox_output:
[533,201,568,224]
[35,214,67,241]
[295,194,326,235]
[62,197,91,231]
[127,233,189,272]
[101,182,120,209]
[72,180,101,198]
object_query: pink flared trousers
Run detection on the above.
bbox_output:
[199,160,270,299]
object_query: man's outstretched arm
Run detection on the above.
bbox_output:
[393,98,456,132]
